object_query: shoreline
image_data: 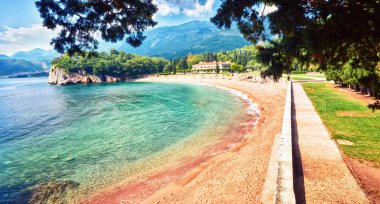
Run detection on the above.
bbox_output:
[86,75,287,203]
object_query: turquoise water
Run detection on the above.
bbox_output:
[0,77,250,203]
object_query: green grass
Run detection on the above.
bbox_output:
[282,74,326,81]
[296,74,326,79]
[302,83,380,164]
[290,76,316,81]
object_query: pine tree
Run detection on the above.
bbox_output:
[36,0,157,54]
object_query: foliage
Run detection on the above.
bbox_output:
[211,0,380,97]
[51,50,168,78]
[368,101,380,112]
[215,55,220,74]
[325,61,380,98]
[231,63,244,73]
[51,44,273,78]
[303,83,380,164]
[35,0,157,55]
[185,45,267,73]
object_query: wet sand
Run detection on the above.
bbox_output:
[87,75,287,203]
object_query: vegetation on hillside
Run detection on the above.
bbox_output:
[51,43,271,77]
[52,50,168,78]
[162,44,268,74]
[303,83,380,164]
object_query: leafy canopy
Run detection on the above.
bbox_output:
[52,49,168,77]
[211,0,380,96]
[35,0,157,55]
[211,0,380,75]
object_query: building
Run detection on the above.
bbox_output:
[192,61,232,74]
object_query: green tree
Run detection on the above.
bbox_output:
[52,50,169,78]
[179,57,188,70]
[187,54,204,68]
[211,0,380,95]
[215,54,220,74]
[36,0,157,54]
[231,63,244,73]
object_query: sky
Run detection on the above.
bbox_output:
[0,0,222,56]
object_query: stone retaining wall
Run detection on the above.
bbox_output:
[261,81,295,203]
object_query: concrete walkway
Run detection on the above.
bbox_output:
[292,83,368,203]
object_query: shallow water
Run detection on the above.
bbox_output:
[0,77,256,203]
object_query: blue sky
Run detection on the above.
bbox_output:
[0,0,222,55]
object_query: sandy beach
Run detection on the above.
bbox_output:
[87,74,287,203]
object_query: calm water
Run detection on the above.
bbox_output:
[0,77,251,203]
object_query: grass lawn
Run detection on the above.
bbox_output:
[290,76,317,81]
[296,74,326,79]
[302,82,380,164]
[282,74,326,81]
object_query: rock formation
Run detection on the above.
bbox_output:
[48,67,126,85]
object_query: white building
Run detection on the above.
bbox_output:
[192,61,232,73]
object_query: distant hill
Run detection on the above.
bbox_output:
[7,48,60,70]
[118,21,250,58]
[0,54,10,59]
[0,59,44,76]
[11,48,59,61]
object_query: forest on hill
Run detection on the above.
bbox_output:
[52,44,268,77]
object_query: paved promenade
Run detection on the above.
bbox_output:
[292,83,368,203]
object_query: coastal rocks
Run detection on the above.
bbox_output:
[48,67,126,85]
[26,180,79,204]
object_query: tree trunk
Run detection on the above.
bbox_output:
[369,88,375,97]
[360,85,366,94]
[355,84,360,92]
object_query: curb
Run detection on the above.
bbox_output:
[261,81,295,204]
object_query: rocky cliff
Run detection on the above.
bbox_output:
[48,67,126,85]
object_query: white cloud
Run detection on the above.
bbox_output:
[183,0,215,17]
[154,0,180,16]
[153,0,215,17]
[258,4,278,16]
[0,24,58,56]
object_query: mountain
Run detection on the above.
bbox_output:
[11,48,60,61]
[0,59,44,76]
[118,21,250,58]
[9,48,60,69]
[0,49,56,76]
[11,48,59,60]
[0,54,10,59]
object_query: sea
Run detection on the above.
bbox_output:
[0,77,259,203]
